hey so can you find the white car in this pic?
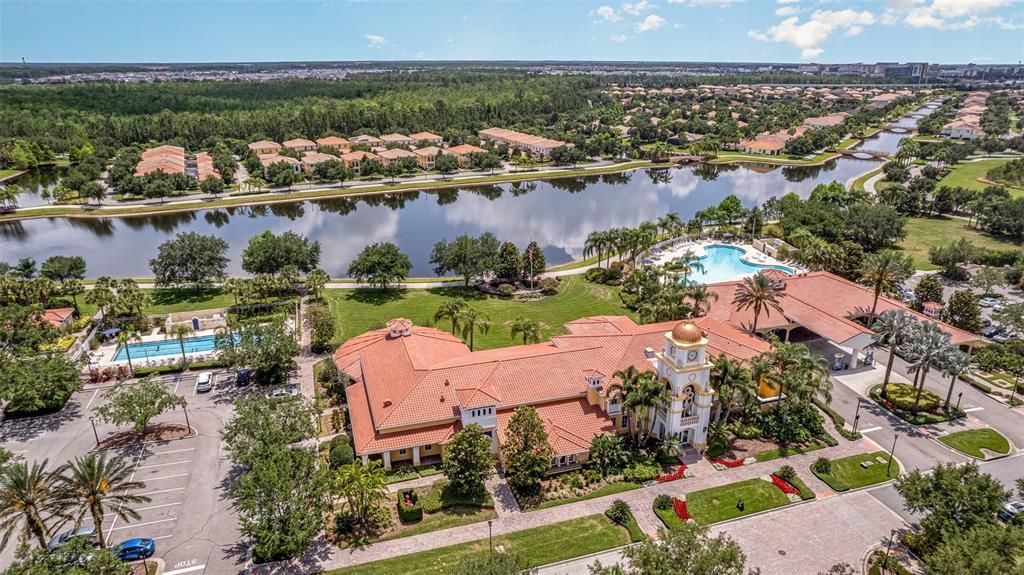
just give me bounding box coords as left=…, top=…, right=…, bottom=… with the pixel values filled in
left=979, top=297, right=999, bottom=308
left=266, top=387, right=299, bottom=399
left=195, top=371, right=214, bottom=393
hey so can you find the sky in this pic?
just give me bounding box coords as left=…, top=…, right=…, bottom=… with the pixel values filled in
left=1, top=0, right=1023, bottom=64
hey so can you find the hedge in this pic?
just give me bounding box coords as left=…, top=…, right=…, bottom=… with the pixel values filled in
left=397, top=489, right=423, bottom=523
left=813, top=399, right=862, bottom=441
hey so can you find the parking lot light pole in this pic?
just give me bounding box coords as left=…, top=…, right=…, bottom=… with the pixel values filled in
left=854, top=398, right=862, bottom=422
left=488, top=520, right=493, bottom=554
left=887, top=433, right=899, bottom=476
left=89, top=416, right=100, bottom=447
left=882, top=528, right=897, bottom=574
left=955, top=392, right=963, bottom=412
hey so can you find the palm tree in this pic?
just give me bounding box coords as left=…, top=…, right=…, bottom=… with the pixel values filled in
left=167, top=324, right=194, bottom=366
left=858, top=251, right=913, bottom=325
left=433, top=298, right=467, bottom=335
left=940, top=349, right=973, bottom=413
left=903, top=321, right=953, bottom=414
left=873, top=309, right=918, bottom=397
left=57, top=452, right=150, bottom=548
left=304, top=268, right=330, bottom=301
left=647, top=141, right=669, bottom=162
left=509, top=317, right=541, bottom=345
left=659, top=436, right=682, bottom=460
left=732, top=272, right=785, bottom=335
left=676, top=250, right=705, bottom=284
left=335, top=460, right=388, bottom=528
left=629, top=371, right=670, bottom=447
left=116, top=329, right=143, bottom=373
left=459, top=307, right=490, bottom=351
left=609, top=366, right=642, bottom=442
left=0, top=460, right=62, bottom=550
left=710, top=354, right=751, bottom=423
left=658, top=212, right=684, bottom=239
left=0, top=185, right=20, bottom=211
left=685, top=283, right=719, bottom=316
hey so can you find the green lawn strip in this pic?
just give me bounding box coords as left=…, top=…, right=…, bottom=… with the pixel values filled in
left=938, top=159, right=1024, bottom=195
left=937, top=428, right=1011, bottom=459
left=812, top=451, right=898, bottom=492
left=787, top=474, right=817, bottom=501
left=324, top=276, right=634, bottom=350
left=324, top=514, right=630, bottom=575
left=623, top=515, right=646, bottom=542
left=897, top=216, right=1022, bottom=270
left=385, top=467, right=421, bottom=484
left=375, top=507, right=499, bottom=543
left=0, top=168, right=23, bottom=180
left=537, top=481, right=641, bottom=509
left=752, top=441, right=828, bottom=463
left=686, top=478, right=792, bottom=525
left=548, top=254, right=602, bottom=272
left=654, top=506, right=687, bottom=531
left=709, top=152, right=840, bottom=166
left=850, top=166, right=883, bottom=194
left=1, top=162, right=656, bottom=222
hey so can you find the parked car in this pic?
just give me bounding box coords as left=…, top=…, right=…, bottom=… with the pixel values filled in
left=114, top=538, right=156, bottom=561
left=47, top=526, right=97, bottom=550
left=235, top=368, right=253, bottom=387
left=979, top=297, right=999, bottom=308
left=982, top=325, right=1004, bottom=338
left=195, top=371, right=214, bottom=393
left=999, top=500, right=1024, bottom=523
left=993, top=332, right=1015, bottom=344
left=266, top=387, right=299, bottom=399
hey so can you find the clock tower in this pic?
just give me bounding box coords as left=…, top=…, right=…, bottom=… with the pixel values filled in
left=652, top=321, right=714, bottom=451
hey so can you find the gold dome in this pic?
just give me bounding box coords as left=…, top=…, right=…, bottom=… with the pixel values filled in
left=671, top=321, right=704, bottom=344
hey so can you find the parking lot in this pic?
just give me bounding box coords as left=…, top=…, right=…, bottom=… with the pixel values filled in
left=0, top=369, right=295, bottom=574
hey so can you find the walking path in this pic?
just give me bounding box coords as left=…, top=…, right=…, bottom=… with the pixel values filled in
left=265, top=435, right=875, bottom=574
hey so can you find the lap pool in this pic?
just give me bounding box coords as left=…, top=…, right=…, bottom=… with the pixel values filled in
left=683, top=245, right=793, bottom=284
left=114, top=334, right=223, bottom=362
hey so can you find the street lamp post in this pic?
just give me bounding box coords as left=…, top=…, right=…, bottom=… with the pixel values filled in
left=183, top=403, right=192, bottom=434
left=488, top=519, right=493, bottom=554
left=887, top=433, right=899, bottom=476
left=854, top=398, right=862, bottom=422
left=955, top=391, right=963, bottom=412
left=853, top=414, right=861, bottom=433
left=89, top=416, right=100, bottom=447
left=882, top=528, right=897, bottom=574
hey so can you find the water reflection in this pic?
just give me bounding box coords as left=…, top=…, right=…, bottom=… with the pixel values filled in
left=8, top=167, right=67, bottom=208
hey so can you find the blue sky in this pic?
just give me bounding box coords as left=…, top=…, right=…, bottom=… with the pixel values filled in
left=2, top=0, right=1022, bottom=64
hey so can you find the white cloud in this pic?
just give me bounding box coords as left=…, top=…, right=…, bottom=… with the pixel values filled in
left=365, top=34, right=386, bottom=48
left=775, top=6, right=801, bottom=16
left=667, top=0, right=742, bottom=5
left=748, top=9, right=876, bottom=58
left=777, top=0, right=800, bottom=4
left=899, top=0, right=1013, bottom=29
left=610, top=34, right=629, bottom=43
left=635, top=13, right=667, bottom=31
left=595, top=5, right=622, bottom=22
left=622, top=0, right=655, bottom=16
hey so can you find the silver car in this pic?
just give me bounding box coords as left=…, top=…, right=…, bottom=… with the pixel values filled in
left=48, top=526, right=97, bottom=549
left=195, top=371, right=214, bottom=393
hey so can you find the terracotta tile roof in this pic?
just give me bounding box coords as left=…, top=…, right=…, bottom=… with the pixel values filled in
left=282, top=138, right=316, bottom=149
left=380, top=133, right=412, bottom=143
left=340, top=150, right=380, bottom=162
left=351, top=134, right=384, bottom=144
left=316, top=136, right=350, bottom=147
left=413, top=146, right=441, bottom=157
left=377, top=148, right=418, bottom=160
left=409, top=131, right=443, bottom=141
left=301, top=151, right=337, bottom=165
left=141, top=145, right=185, bottom=159
left=497, top=398, right=616, bottom=456
left=248, top=140, right=281, bottom=152
left=259, top=154, right=301, bottom=167
left=42, top=307, right=75, bottom=326
left=347, top=381, right=459, bottom=455
left=445, top=144, right=486, bottom=156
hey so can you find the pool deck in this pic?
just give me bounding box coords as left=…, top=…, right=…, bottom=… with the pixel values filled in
left=648, top=239, right=802, bottom=281
left=88, top=328, right=222, bottom=369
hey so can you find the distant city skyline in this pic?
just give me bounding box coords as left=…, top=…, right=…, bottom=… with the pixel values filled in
left=1, top=0, right=1023, bottom=65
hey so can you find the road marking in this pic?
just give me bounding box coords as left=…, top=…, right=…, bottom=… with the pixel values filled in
left=165, top=563, right=205, bottom=575
left=152, top=447, right=196, bottom=456
left=137, top=460, right=192, bottom=470
left=143, top=473, right=190, bottom=482
left=152, top=534, right=175, bottom=541
left=172, top=376, right=181, bottom=395
left=109, top=517, right=177, bottom=531
left=859, top=426, right=883, bottom=433
left=105, top=502, right=182, bottom=517
left=84, top=389, right=100, bottom=411
left=106, top=447, right=148, bottom=540
left=964, top=407, right=985, bottom=413
left=136, top=487, right=187, bottom=497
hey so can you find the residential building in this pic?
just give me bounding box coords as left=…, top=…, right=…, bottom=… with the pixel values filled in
left=380, top=133, right=415, bottom=147
left=43, top=307, right=75, bottom=329
left=340, top=150, right=381, bottom=171
left=259, top=154, right=301, bottom=172
left=282, top=138, right=317, bottom=153
left=134, top=145, right=219, bottom=180
left=301, top=151, right=338, bottom=172
left=478, top=127, right=571, bottom=158
left=350, top=134, right=384, bottom=147
left=409, top=131, right=444, bottom=146
left=412, top=146, right=440, bottom=170
left=335, top=315, right=771, bottom=470
left=193, top=152, right=219, bottom=182
left=248, top=140, right=281, bottom=156
left=316, top=136, right=352, bottom=152
left=941, top=119, right=986, bottom=140
left=445, top=143, right=487, bottom=167
left=376, top=147, right=418, bottom=166
left=802, top=112, right=848, bottom=129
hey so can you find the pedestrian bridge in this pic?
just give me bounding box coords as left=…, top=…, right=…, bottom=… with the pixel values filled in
left=836, top=149, right=889, bottom=160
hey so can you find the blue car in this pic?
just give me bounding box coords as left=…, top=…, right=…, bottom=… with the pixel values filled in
left=115, top=538, right=156, bottom=561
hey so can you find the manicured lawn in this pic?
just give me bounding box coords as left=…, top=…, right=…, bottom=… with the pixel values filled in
left=938, top=159, right=1024, bottom=195
left=324, top=514, right=630, bottom=575
left=938, top=428, right=1011, bottom=459
left=537, top=481, right=641, bottom=509
left=753, top=440, right=828, bottom=463
left=0, top=168, right=22, bottom=180
left=850, top=166, right=883, bottom=194
left=376, top=506, right=498, bottom=543
left=897, top=217, right=1022, bottom=270
left=685, top=478, right=792, bottom=525
left=812, top=451, right=898, bottom=492
left=324, top=276, right=635, bottom=349
left=654, top=505, right=687, bottom=531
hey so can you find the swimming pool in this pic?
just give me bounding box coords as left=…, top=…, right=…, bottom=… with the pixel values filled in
left=113, top=334, right=223, bottom=362
left=682, top=245, right=793, bottom=284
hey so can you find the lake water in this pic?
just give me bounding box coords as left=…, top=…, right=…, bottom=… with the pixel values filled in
left=0, top=158, right=879, bottom=278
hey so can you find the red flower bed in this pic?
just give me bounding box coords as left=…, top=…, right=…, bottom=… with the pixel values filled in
left=672, top=497, right=690, bottom=520
left=706, top=455, right=745, bottom=468
left=770, top=474, right=800, bottom=496
left=656, top=464, right=687, bottom=483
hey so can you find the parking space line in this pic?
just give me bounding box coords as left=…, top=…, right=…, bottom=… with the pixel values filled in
left=152, top=534, right=175, bottom=541
left=151, top=447, right=196, bottom=456
left=164, top=565, right=206, bottom=575
left=84, top=389, right=100, bottom=411
left=110, top=517, right=177, bottom=531
left=144, top=473, right=190, bottom=482
left=105, top=447, right=148, bottom=540
left=136, top=487, right=187, bottom=497
left=104, top=502, right=182, bottom=517
left=137, top=460, right=192, bottom=470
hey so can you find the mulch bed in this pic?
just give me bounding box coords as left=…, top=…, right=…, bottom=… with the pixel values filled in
left=98, top=423, right=191, bottom=449
left=727, top=437, right=781, bottom=459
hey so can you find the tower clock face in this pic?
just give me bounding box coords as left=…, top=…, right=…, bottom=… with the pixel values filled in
left=686, top=350, right=698, bottom=362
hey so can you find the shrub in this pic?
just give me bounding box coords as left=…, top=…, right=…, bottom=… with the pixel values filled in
left=602, top=267, right=623, bottom=285
left=585, top=268, right=607, bottom=283
left=884, top=383, right=940, bottom=412
left=622, top=460, right=660, bottom=483
left=397, top=489, right=423, bottom=523
left=759, top=403, right=825, bottom=445
left=653, top=494, right=673, bottom=510
left=729, top=421, right=762, bottom=439
left=968, top=379, right=992, bottom=394
left=776, top=465, right=797, bottom=482
left=605, top=500, right=633, bottom=525
left=539, top=277, right=559, bottom=295
left=584, top=469, right=601, bottom=484
left=812, top=457, right=832, bottom=474
left=564, top=472, right=584, bottom=489
left=329, top=436, right=354, bottom=469
left=497, top=283, right=516, bottom=296
left=330, top=408, right=344, bottom=432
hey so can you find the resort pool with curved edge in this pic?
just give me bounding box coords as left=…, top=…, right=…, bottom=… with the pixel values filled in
left=113, top=334, right=231, bottom=362
left=683, top=245, right=794, bottom=284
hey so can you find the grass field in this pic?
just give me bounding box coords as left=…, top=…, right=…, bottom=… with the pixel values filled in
left=0, top=168, right=22, bottom=180
left=938, top=428, right=1011, bottom=459
left=324, top=514, right=630, bottom=575
left=323, top=276, right=634, bottom=349
left=537, top=481, right=641, bottom=509
left=850, top=166, right=883, bottom=194
left=685, top=478, right=792, bottom=525
left=812, top=451, right=898, bottom=492
left=938, top=159, right=1024, bottom=195
left=897, top=216, right=1022, bottom=270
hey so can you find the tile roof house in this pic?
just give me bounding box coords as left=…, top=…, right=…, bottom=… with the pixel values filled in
left=340, top=150, right=381, bottom=171
left=412, top=146, right=441, bottom=169
left=478, top=127, right=571, bottom=159
left=350, top=134, right=385, bottom=146
left=376, top=147, right=418, bottom=165
left=409, top=132, right=444, bottom=145
left=444, top=143, right=487, bottom=167
left=248, top=140, right=281, bottom=156
left=336, top=315, right=771, bottom=470
left=380, top=133, right=415, bottom=147
left=316, top=136, right=352, bottom=152
left=43, top=307, right=75, bottom=328
left=282, top=138, right=317, bottom=153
